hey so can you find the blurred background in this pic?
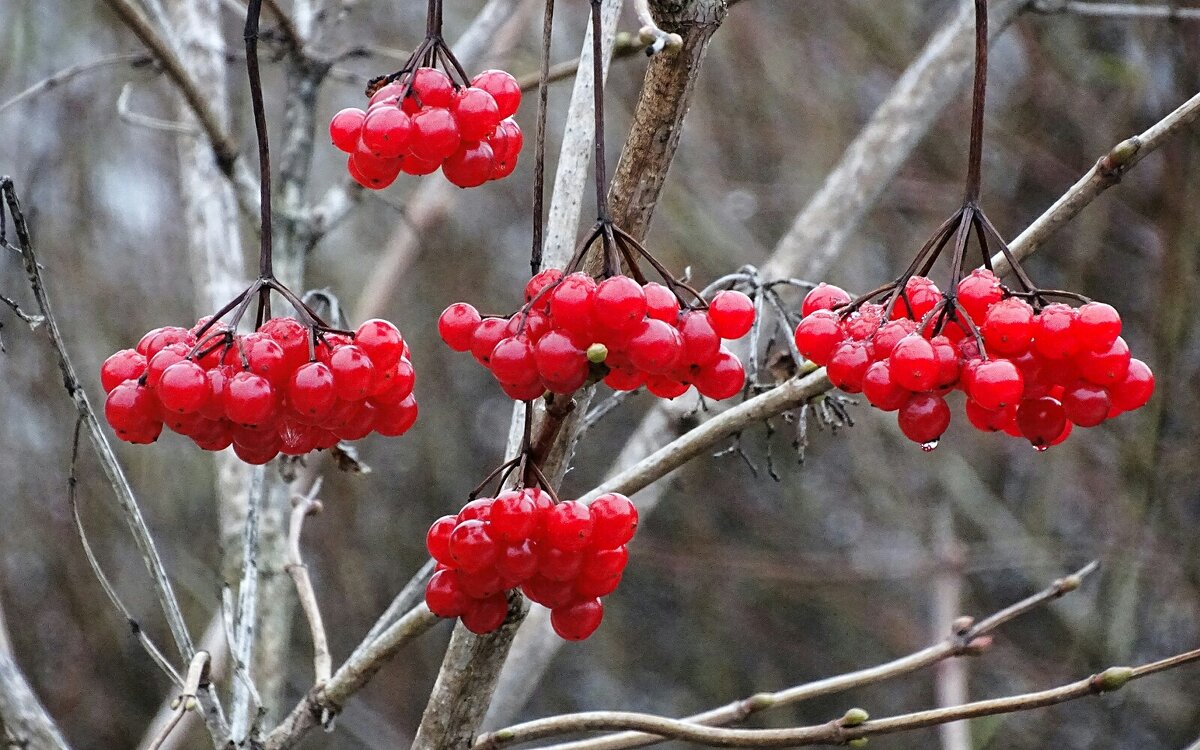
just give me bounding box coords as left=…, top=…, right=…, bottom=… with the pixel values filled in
left=1, top=0, right=1199, bottom=748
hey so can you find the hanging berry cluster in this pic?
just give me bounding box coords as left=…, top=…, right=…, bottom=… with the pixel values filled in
left=328, top=0, right=522, bottom=190
left=795, top=271, right=1153, bottom=449
left=425, top=482, right=637, bottom=641
left=437, top=224, right=755, bottom=402
left=101, top=312, right=418, bottom=464
left=791, top=0, right=1153, bottom=451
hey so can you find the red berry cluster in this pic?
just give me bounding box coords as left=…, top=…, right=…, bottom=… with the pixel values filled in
left=330, top=68, right=522, bottom=190
left=101, top=318, right=418, bottom=464
left=437, top=270, right=755, bottom=401
left=794, top=272, right=1155, bottom=449
left=425, top=491, right=637, bottom=640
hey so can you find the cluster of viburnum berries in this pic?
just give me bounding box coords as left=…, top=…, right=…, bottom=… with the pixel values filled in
left=794, top=270, right=1155, bottom=448
left=425, top=490, right=637, bottom=640
left=330, top=68, right=522, bottom=190
left=437, top=270, right=756, bottom=401
left=101, top=318, right=418, bottom=464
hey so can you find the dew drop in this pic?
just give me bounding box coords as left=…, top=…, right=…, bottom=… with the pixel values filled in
left=1033, top=444, right=1048, bottom=453
left=921, top=439, right=939, bottom=452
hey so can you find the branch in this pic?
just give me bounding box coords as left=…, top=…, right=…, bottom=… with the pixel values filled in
left=284, top=480, right=332, bottom=685
left=145, top=652, right=212, bottom=750
left=100, top=0, right=260, bottom=217
left=0, top=577, right=71, bottom=750
left=1031, top=0, right=1200, bottom=19
left=477, top=647, right=1200, bottom=749
left=229, top=466, right=266, bottom=742
left=0, top=53, right=153, bottom=116
left=494, top=562, right=1099, bottom=750
left=997, top=86, right=1200, bottom=274
left=262, top=603, right=439, bottom=750
left=0, top=177, right=231, bottom=743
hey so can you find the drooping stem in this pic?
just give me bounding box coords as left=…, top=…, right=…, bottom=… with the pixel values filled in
left=531, top=0, right=556, bottom=275
left=590, top=0, right=610, bottom=222
left=964, top=0, right=988, bottom=203
left=245, top=0, right=274, bottom=280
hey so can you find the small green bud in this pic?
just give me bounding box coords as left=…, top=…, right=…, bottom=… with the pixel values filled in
left=841, top=708, right=870, bottom=727
left=744, top=693, right=775, bottom=711
left=848, top=739, right=869, bottom=747
left=587, top=343, right=609, bottom=364
left=1096, top=666, right=1133, bottom=692
left=1107, top=137, right=1140, bottom=167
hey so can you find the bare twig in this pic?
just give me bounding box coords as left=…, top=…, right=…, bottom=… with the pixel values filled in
left=525, top=562, right=1099, bottom=750
left=229, top=466, right=266, bottom=742
left=145, top=652, right=212, bottom=750
left=0, top=577, right=71, bottom=750
left=477, top=647, right=1200, bottom=749
left=1031, top=0, right=1200, bottom=19
left=632, top=0, right=683, bottom=54
left=0, top=53, right=153, bottom=116
left=117, top=81, right=198, bottom=134
left=284, top=480, right=332, bottom=685
left=0, top=177, right=231, bottom=742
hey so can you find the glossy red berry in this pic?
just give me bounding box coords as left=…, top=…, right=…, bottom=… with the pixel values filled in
left=1016, top=396, right=1067, bottom=449
left=888, top=336, right=938, bottom=392
left=897, top=392, right=951, bottom=446
left=826, top=340, right=873, bottom=393
left=471, top=69, right=521, bottom=119
left=361, top=106, right=412, bottom=158
left=893, top=276, right=941, bottom=321
left=588, top=493, right=637, bottom=548
left=546, top=501, right=593, bottom=551
left=549, top=273, right=597, bottom=334
left=862, top=361, right=909, bottom=412
left=706, top=290, right=755, bottom=339
left=425, top=569, right=469, bottom=618
left=550, top=598, right=603, bottom=641
left=329, top=345, right=375, bottom=401
left=594, top=276, right=647, bottom=335
left=101, top=349, right=147, bottom=393
left=461, top=594, right=509, bottom=634
left=956, top=269, right=1003, bottom=324
left=374, top=394, right=418, bottom=436
left=982, top=298, right=1035, bottom=356
left=490, top=337, right=539, bottom=386
left=794, top=310, right=842, bottom=365
left=451, top=87, right=501, bottom=142
left=1110, top=358, right=1154, bottom=411
left=1032, top=304, right=1080, bottom=359
left=356, top=319, right=405, bottom=370
left=329, top=108, right=366, bottom=153
left=534, top=330, right=588, bottom=386
left=801, top=283, right=851, bottom=316
left=288, top=362, right=337, bottom=417
left=491, top=491, right=537, bottom=542
left=968, top=359, right=1024, bottom=411
left=627, top=319, right=683, bottom=375
left=1075, top=302, right=1122, bottom=351
left=408, top=67, right=454, bottom=109
left=449, top=519, right=499, bottom=573
left=105, top=380, right=162, bottom=443
left=677, top=310, right=720, bottom=367
left=693, top=348, right=745, bottom=400
left=442, top=141, right=495, bottom=188
left=1077, top=336, right=1130, bottom=386
left=158, top=360, right=209, bottom=414
left=408, top=108, right=461, bottom=162
left=1062, top=382, right=1110, bottom=428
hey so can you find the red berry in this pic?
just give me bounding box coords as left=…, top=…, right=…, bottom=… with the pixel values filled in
left=897, top=392, right=951, bottom=446
left=965, top=399, right=1015, bottom=432
left=1062, top=382, right=1110, bottom=428
left=361, top=106, right=412, bottom=158
left=425, top=569, right=469, bottom=618
left=105, top=380, right=162, bottom=443
left=1076, top=336, right=1130, bottom=386
left=407, top=68, right=455, bottom=109
left=677, top=310, right=721, bottom=367
left=1110, top=358, right=1154, bottom=411
left=581, top=546, right=628, bottom=579
left=841, top=304, right=885, bottom=341
left=549, top=273, right=597, bottom=334
left=408, top=107, right=461, bottom=163
left=588, top=493, right=637, bottom=548
left=399, top=152, right=442, bottom=176
left=146, top=344, right=189, bottom=389
left=862, top=361, right=909, bottom=411
left=794, top=310, right=843, bottom=365
left=355, top=319, right=405, bottom=370
left=1032, top=304, right=1080, bottom=359
left=645, top=374, right=689, bottom=399
left=243, top=333, right=288, bottom=386
left=101, top=349, right=147, bottom=393
left=826, top=340, right=873, bottom=393
left=369, top=359, right=416, bottom=404
left=525, top=269, right=564, bottom=306
left=641, top=283, right=679, bottom=322
left=461, top=593, right=509, bottom=634
left=545, top=501, right=593, bottom=551
left=495, top=540, right=539, bottom=584
left=693, top=349, right=745, bottom=400
left=968, top=359, right=1024, bottom=410
left=871, top=319, right=918, bottom=360
left=491, top=490, right=537, bottom=542
left=538, top=545, right=584, bottom=581
left=801, top=283, right=851, bottom=316
left=442, top=141, right=495, bottom=188
left=471, top=69, right=521, bottom=119
left=982, top=298, right=1034, bottom=356
left=427, top=515, right=458, bottom=566
left=137, top=326, right=195, bottom=358
left=594, top=276, right=647, bottom=335
left=1016, top=396, right=1067, bottom=448
left=368, top=81, right=406, bottom=107
left=521, top=575, right=575, bottom=609
left=348, top=152, right=401, bottom=190
left=448, top=519, right=498, bottom=573
left=329, top=345, right=375, bottom=401
left=458, top=566, right=505, bottom=599
left=451, top=87, right=501, bottom=142
left=551, top=598, right=604, bottom=641
left=374, top=394, right=418, bottom=436
left=289, top=362, right=337, bottom=417
left=956, top=269, right=1002, bottom=324
left=706, top=290, right=755, bottom=339
left=888, top=336, right=939, bottom=392
left=157, top=360, right=209, bottom=414
left=628, top=319, right=683, bottom=375
left=892, top=276, right=940, bottom=321
left=201, top=367, right=231, bottom=421
left=225, top=372, right=276, bottom=426
left=1075, top=302, right=1122, bottom=351
left=329, top=108, right=366, bottom=153
left=486, top=118, right=523, bottom=180
left=490, top=337, right=539, bottom=386
left=260, top=317, right=309, bottom=372
left=930, top=335, right=960, bottom=388
left=534, top=330, right=588, bottom=386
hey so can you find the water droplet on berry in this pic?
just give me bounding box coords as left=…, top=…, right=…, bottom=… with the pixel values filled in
left=921, top=440, right=939, bottom=452
left=1033, top=444, right=1048, bottom=453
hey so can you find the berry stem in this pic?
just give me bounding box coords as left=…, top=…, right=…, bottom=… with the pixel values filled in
left=244, top=0, right=273, bottom=282
left=964, top=0, right=988, bottom=204
left=590, top=0, right=611, bottom=223
left=530, top=0, right=556, bottom=276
